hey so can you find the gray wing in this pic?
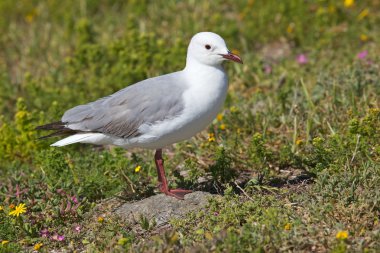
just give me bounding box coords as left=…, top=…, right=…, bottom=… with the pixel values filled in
left=62, top=72, right=187, bottom=138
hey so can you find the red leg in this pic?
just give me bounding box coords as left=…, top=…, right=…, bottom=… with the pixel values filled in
left=154, top=149, right=192, bottom=200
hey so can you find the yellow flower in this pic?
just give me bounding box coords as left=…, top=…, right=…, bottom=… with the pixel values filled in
left=25, top=8, right=38, bottom=23
left=25, top=14, right=34, bottom=23
left=97, top=217, right=104, bottom=223
left=1, top=240, right=9, bottom=245
left=357, top=8, right=369, bottom=20
left=134, top=165, right=141, bottom=173
left=216, top=113, right=223, bottom=121
left=336, top=230, right=349, bottom=240
left=33, top=243, right=43, bottom=251
left=208, top=133, right=216, bottom=142
left=286, top=23, right=295, bottom=34
left=0, top=206, right=3, bottom=211
left=231, top=49, right=240, bottom=56
left=296, top=139, right=303, bottom=146
left=8, top=203, right=27, bottom=217
left=284, top=223, right=292, bottom=230
left=220, top=124, right=226, bottom=130
left=344, top=0, right=354, bottom=8
left=360, top=34, right=368, bottom=42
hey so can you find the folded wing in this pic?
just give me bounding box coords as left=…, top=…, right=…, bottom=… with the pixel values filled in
left=38, top=72, right=187, bottom=139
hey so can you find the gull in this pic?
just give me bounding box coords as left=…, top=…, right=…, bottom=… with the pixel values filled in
left=36, top=32, right=243, bottom=199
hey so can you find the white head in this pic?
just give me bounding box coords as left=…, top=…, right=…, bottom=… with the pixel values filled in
left=186, top=32, right=243, bottom=67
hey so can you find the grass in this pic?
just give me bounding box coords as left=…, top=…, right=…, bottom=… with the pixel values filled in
left=0, top=0, right=379, bottom=252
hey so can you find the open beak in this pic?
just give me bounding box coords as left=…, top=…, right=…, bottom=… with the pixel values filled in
left=220, top=51, right=243, bottom=64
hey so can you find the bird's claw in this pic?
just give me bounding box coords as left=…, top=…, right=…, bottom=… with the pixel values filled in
left=161, top=188, right=192, bottom=200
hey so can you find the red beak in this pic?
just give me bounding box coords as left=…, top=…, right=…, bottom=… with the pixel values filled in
left=220, top=51, right=243, bottom=64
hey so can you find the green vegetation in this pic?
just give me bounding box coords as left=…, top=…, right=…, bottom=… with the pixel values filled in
left=0, top=0, right=379, bottom=252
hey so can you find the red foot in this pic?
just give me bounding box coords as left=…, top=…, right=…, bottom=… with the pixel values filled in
left=161, top=188, right=192, bottom=200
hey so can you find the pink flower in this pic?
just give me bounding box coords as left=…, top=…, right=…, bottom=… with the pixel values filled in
left=357, top=50, right=368, bottom=59
left=52, top=234, right=65, bottom=241
left=56, top=189, right=64, bottom=194
left=71, top=196, right=78, bottom=204
left=296, top=54, right=308, bottom=65
left=264, top=64, right=272, bottom=74
left=40, top=228, right=49, bottom=237
left=74, top=225, right=81, bottom=233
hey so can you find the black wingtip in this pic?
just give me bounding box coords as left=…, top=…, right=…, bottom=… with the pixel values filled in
left=36, top=121, right=72, bottom=139
left=35, top=121, right=65, bottom=131
left=36, top=121, right=81, bottom=140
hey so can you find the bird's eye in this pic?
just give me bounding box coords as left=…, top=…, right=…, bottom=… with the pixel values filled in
left=205, top=44, right=211, bottom=50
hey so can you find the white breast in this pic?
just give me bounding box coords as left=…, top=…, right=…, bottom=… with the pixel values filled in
left=127, top=66, right=228, bottom=149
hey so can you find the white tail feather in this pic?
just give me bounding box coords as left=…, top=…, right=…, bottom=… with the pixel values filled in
left=51, top=133, right=98, bottom=147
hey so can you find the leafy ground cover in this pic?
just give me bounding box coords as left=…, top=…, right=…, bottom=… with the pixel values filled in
left=0, top=0, right=379, bottom=252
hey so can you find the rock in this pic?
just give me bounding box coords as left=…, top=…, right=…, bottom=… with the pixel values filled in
left=115, top=191, right=213, bottom=227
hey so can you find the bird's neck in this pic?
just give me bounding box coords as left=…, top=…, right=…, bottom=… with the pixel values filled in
left=182, top=59, right=228, bottom=96
left=183, top=59, right=225, bottom=78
